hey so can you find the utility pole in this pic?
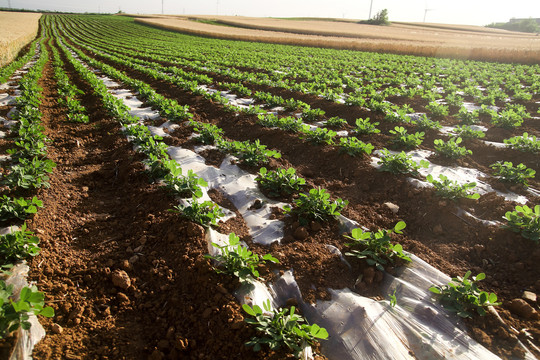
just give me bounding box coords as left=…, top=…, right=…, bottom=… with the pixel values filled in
left=423, top=8, right=433, bottom=22
left=7, top=0, right=12, bottom=8
left=162, top=0, right=164, bottom=14
left=368, top=0, right=373, bottom=19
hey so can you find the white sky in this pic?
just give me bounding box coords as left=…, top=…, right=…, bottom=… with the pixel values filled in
left=3, top=0, right=539, bottom=26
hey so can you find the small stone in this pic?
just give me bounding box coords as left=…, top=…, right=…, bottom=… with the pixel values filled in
left=216, top=284, right=228, bottom=295
left=293, top=226, right=309, bottom=240
left=157, top=340, right=169, bottom=350
left=310, top=221, right=322, bottom=232
left=471, top=327, right=491, bottom=347
left=285, top=298, right=298, bottom=307
left=133, top=245, right=144, bottom=253
left=202, top=308, right=212, bottom=318
left=383, top=202, right=399, bottom=214
left=82, top=186, right=89, bottom=192
left=186, top=223, right=204, bottom=238
left=148, top=350, right=163, bottom=360
left=433, top=224, right=443, bottom=235
left=438, top=200, right=447, bottom=207
left=139, top=236, right=147, bottom=245
left=111, top=270, right=131, bottom=290
left=129, top=255, right=139, bottom=264
left=522, top=291, right=537, bottom=304
left=363, top=267, right=375, bottom=285
left=473, top=244, right=485, bottom=255
left=121, top=260, right=131, bottom=270
left=51, top=323, right=63, bottom=334
left=251, top=199, right=263, bottom=210
left=231, top=321, right=243, bottom=330
left=507, top=298, right=539, bottom=319
left=117, top=292, right=130, bottom=304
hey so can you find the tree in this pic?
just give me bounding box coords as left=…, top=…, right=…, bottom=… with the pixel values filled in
left=360, top=9, right=390, bottom=26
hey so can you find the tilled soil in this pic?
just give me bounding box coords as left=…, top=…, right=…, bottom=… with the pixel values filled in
left=0, top=34, right=538, bottom=360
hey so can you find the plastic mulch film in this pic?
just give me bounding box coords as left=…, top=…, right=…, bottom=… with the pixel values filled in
left=3, top=263, right=46, bottom=360
left=237, top=254, right=539, bottom=360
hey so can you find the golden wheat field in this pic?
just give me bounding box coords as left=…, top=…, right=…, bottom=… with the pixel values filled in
left=0, top=11, right=41, bottom=67
left=134, top=15, right=540, bottom=63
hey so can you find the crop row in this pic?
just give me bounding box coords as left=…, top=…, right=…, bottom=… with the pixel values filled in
left=57, top=16, right=540, bottom=120
left=53, top=19, right=540, bottom=212
left=0, top=24, right=55, bottom=342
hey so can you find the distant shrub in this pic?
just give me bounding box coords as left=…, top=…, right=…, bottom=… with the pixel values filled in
left=361, top=9, right=390, bottom=26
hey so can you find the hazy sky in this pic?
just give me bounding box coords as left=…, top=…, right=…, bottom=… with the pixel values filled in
left=3, top=0, right=539, bottom=26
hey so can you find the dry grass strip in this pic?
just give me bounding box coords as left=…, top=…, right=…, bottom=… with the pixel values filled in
left=0, top=11, right=41, bottom=68
left=134, top=15, right=540, bottom=64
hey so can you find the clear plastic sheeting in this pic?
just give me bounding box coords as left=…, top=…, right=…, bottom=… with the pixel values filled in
left=258, top=257, right=503, bottom=360
left=3, top=264, right=46, bottom=360
left=371, top=149, right=530, bottom=204
left=168, top=146, right=286, bottom=245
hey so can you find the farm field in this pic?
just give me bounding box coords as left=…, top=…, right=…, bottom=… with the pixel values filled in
left=0, top=13, right=539, bottom=360
left=133, top=14, right=540, bottom=63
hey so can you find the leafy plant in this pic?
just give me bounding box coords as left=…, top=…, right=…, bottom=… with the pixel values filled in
left=490, top=161, right=535, bottom=187
left=345, top=221, right=411, bottom=271
left=414, top=114, right=441, bottom=131
left=257, top=114, right=306, bottom=133
left=338, top=137, right=374, bottom=156
left=429, top=271, right=501, bottom=318
left=389, top=126, right=424, bottom=149
left=389, top=289, right=397, bottom=308
left=227, top=140, right=282, bottom=166
left=301, top=107, right=325, bottom=122
left=325, top=116, right=347, bottom=129
left=426, top=174, right=480, bottom=200
left=300, top=127, right=336, bottom=145
left=354, top=117, right=380, bottom=135
left=2, top=157, right=56, bottom=190
left=426, top=101, right=449, bottom=117
left=170, top=198, right=224, bottom=227
left=255, top=167, right=305, bottom=197
left=192, top=121, right=224, bottom=145
left=206, top=233, right=279, bottom=283
left=243, top=299, right=328, bottom=358
left=451, top=125, right=485, bottom=139
left=504, top=132, right=540, bottom=153
left=0, top=196, right=43, bottom=222
left=502, top=204, right=540, bottom=243
left=242, top=105, right=266, bottom=115
left=457, top=108, right=480, bottom=125
left=0, top=224, right=40, bottom=265
left=284, top=188, right=347, bottom=224
left=161, top=162, right=207, bottom=198
left=491, top=109, right=523, bottom=129
left=0, top=281, right=54, bottom=339
left=445, top=93, right=464, bottom=108
left=433, top=137, right=472, bottom=159
left=377, top=149, right=429, bottom=176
